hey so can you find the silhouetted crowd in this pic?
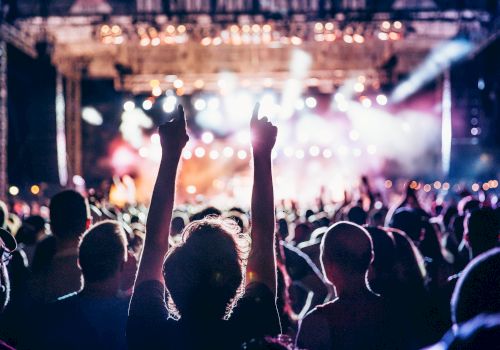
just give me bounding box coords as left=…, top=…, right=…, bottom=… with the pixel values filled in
left=0, top=105, right=499, bottom=349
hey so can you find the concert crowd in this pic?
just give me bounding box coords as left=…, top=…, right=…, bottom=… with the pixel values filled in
left=0, top=105, right=499, bottom=350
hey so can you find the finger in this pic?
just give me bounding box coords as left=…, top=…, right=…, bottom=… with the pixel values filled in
left=177, top=104, right=186, bottom=124
left=260, top=116, right=269, bottom=123
left=251, top=102, right=260, bottom=123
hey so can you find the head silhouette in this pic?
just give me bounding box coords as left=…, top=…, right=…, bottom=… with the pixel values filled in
left=163, top=216, right=249, bottom=320
left=451, top=248, right=500, bottom=325
left=79, top=220, right=128, bottom=284
left=49, top=190, right=90, bottom=240
left=320, top=221, right=374, bottom=285
left=464, top=208, right=499, bottom=257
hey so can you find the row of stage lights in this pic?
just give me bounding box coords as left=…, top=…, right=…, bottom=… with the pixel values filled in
left=99, top=20, right=405, bottom=46
left=383, top=179, right=499, bottom=193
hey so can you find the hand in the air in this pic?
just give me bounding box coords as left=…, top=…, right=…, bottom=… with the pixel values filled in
left=250, top=103, right=278, bottom=154
left=158, top=105, right=189, bottom=154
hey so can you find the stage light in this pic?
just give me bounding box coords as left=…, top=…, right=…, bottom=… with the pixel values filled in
left=378, top=32, right=389, bottom=41
left=142, top=99, right=153, bottom=111
left=325, top=22, right=334, bottom=31
left=207, top=97, right=220, bottom=110
left=31, top=185, right=40, bottom=195
left=367, top=145, right=377, bottom=154
left=173, top=79, right=184, bottom=89
left=201, top=131, right=214, bottom=144
left=123, top=101, right=135, bottom=112
left=295, top=149, right=305, bottom=159
left=343, top=34, right=353, bottom=44
left=209, top=150, right=220, bottom=160
left=354, top=82, right=365, bottom=93
left=376, top=94, right=388, bottom=106
left=434, top=181, right=442, bottom=189
left=152, top=86, right=162, bottom=96
left=163, top=96, right=177, bottom=113
left=482, top=183, right=490, bottom=191
left=470, top=127, right=480, bottom=136
left=8, top=186, right=19, bottom=196
left=194, top=79, right=205, bottom=89
left=237, top=150, right=247, bottom=160
left=353, top=34, right=364, bottom=44
left=186, top=185, right=197, bottom=194
left=322, top=149, right=333, bottom=158
left=393, top=21, right=402, bottom=29
left=72, top=175, right=85, bottom=186
left=82, top=107, right=103, bottom=126
left=337, top=145, right=348, bottom=156
left=194, top=147, right=206, bottom=158
left=353, top=148, right=362, bottom=157
left=193, top=98, right=206, bottom=111
left=201, top=37, right=211, bottom=46
left=337, top=100, right=349, bottom=112
left=360, top=96, right=372, bottom=108
left=284, top=147, right=294, bottom=158
left=151, top=37, right=161, bottom=46
left=424, top=184, right=432, bottom=192
left=309, top=146, right=320, bottom=157
left=314, top=22, right=324, bottom=33
left=384, top=180, right=393, bottom=189
left=223, top=146, right=234, bottom=158
left=212, top=37, right=222, bottom=46
left=305, top=97, right=317, bottom=108
left=177, top=25, right=186, bottom=33
left=150, top=133, right=160, bottom=145
left=382, top=21, right=391, bottom=30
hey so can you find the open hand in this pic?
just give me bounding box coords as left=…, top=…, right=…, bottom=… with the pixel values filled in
left=158, top=105, right=189, bottom=154
left=250, top=103, right=277, bottom=154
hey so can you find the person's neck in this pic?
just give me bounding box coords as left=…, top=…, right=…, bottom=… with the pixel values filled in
left=56, top=236, right=81, bottom=251
left=332, top=273, right=372, bottom=298
left=81, top=276, right=121, bottom=298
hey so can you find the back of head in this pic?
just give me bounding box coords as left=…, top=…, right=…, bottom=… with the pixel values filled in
left=466, top=208, right=500, bottom=255
left=163, top=216, right=249, bottom=320
left=444, top=313, right=500, bottom=350
left=451, top=248, right=500, bottom=325
left=50, top=190, right=89, bottom=239
left=389, top=208, right=423, bottom=242
left=320, top=221, right=373, bottom=278
left=79, top=220, right=127, bottom=283
left=365, top=226, right=396, bottom=293
left=347, top=206, right=367, bottom=226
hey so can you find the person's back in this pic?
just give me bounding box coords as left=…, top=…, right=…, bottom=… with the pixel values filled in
left=28, top=220, right=131, bottom=350
left=28, top=190, right=90, bottom=303
left=297, top=222, right=401, bottom=350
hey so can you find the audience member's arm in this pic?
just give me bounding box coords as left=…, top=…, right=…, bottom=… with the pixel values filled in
left=247, top=103, right=278, bottom=294
left=135, top=105, right=189, bottom=285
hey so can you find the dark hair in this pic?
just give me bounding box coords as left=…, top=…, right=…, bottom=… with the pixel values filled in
left=389, top=208, right=423, bottom=242
left=79, top=220, right=127, bottom=283
left=163, top=216, right=249, bottom=320
left=365, top=226, right=396, bottom=294
left=347, top=206, right=367, bottom=226
left=321, top=221, right=373, bottom=275
left=49, top=190, right=89, bottom=239
left=17, top=216, right=46, bottom=246
left=451, top=248, right=500, bottom=325
left=466, top=208, right=500, bottom=255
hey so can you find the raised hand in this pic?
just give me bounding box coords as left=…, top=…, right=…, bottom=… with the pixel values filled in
left=250, top=103, right=278, bottom=154
left=158, top=105, right=189, bottom=154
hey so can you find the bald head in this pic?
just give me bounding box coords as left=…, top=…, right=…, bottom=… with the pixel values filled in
left=321, top=221, right=374, bottom=276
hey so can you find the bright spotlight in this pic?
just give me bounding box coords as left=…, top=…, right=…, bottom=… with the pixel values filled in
left=142, top=99, right=153, bottom=110
left=163, top=95, right=177, bottom=113
left=237, top=150, right=248, bottom=160
left=223, top=147, right=234, bottom=158
left=361, top=97, right=372, bottom=108
left=31, top=185, right=40, bottom=195
left=194, top=98, right=207, bottom=111
left=376, top=94, right=388, bottom=106
left=72, top=175, right=85, bottom=186
left=209, top=150, right=220, bottom=160
left=194, top=147, right=206, bottom=158
left=8, top=186, right=19, bottom=196
left=151, top=133, right=160, bottom=144
left=123, top=101, right=135, bottom=112
left=201, top=131, right=214, bottom=144
left=309, top=145, right=320, bottom=157
left=349, top=130, right=360, bottom=141
left=82, top=107, right=103, bottom=126
left=305, top=97, right=317, bottom=108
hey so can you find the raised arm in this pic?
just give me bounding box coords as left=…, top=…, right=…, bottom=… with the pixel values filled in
left=247, top=103, right=278, bottom=294
left=135, top=105, right=189, bottom=285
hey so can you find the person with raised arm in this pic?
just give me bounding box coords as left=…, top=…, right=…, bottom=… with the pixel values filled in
left=127, top=104, right=280, bottom=350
